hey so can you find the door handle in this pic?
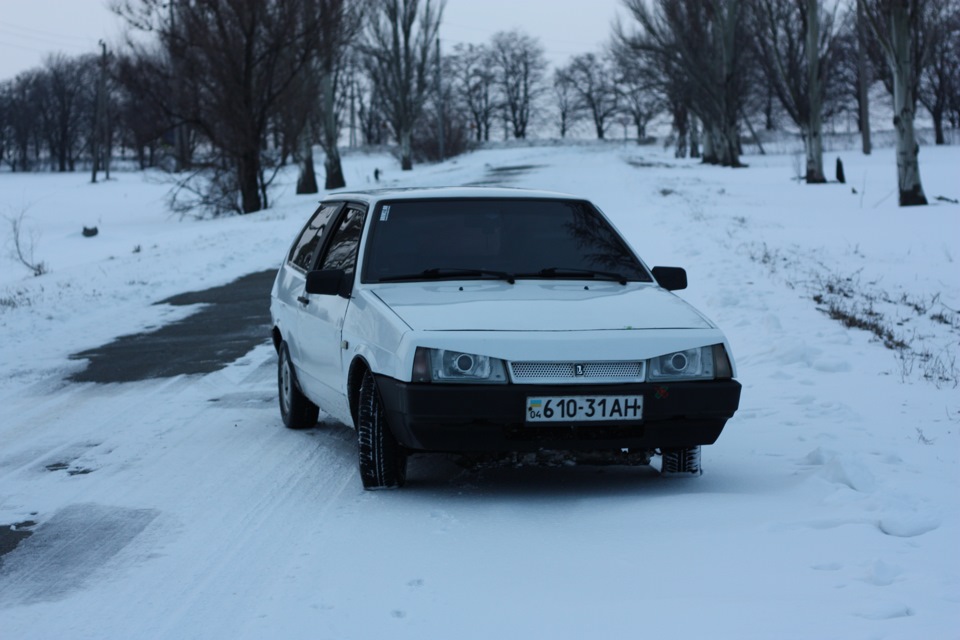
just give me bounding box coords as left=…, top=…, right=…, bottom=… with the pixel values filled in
left=297, top=296, right=310, bottom=306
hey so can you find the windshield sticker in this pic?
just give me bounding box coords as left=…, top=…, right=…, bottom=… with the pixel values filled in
left=380, top=205, right=391, bottom=222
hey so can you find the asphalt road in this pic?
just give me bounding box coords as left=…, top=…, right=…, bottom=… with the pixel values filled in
left=68, top=269, right=277, bottom=384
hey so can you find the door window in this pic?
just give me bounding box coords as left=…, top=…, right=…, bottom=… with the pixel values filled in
left=288, top=203, right=340, bottom=270
left=318, top=207, right=365, bottom=275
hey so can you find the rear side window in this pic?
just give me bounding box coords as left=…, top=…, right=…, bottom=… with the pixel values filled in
left=288, top=203, right=340, bottom=270
left=318, top=207, right=366, bottom=276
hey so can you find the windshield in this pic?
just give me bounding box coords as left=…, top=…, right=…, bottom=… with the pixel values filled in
left=362, top=198, right=652, bottom=284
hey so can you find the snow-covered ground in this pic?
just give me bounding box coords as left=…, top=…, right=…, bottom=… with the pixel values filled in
left=1, top=141, right=958, bottom=639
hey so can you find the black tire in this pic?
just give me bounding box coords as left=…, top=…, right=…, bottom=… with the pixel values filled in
left=357, top=370, right=407, bottom=489
left=278, top=342, right=319, bottom=429
left=661, top=446, right=702, bottom=476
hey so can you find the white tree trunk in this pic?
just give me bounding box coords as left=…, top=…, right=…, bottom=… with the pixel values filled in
left=889, top=4, right=927, bottom=205
left=857, top=0, right=872, bottom=155
left=805, top=0, right=826, bottom=183
left=321, top=72, right=345, bottom=190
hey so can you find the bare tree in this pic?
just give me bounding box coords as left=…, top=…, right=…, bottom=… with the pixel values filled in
left=918, top=0, right=960, bottom=144
left=355, top=71, right=388, bottom=145
left=363, top=0, right=443, bottom=171
left=619, top=0, right=750, bottom=167
left=858, top=0, right=929, bottom=205
left=450, top=43, right=498, bottom=142
left=611, top=47, right=663, bottom=143
left=116, top=0, right=322, bottom=213
left=749, top=0, right=844, bottom=183
left=857, top=0, right=874, bottom=154
left=552, top=67, right=581, bottom=138
left=7, top=210, right=47, bottom=277
left=114, top=66, right=170, bottom=170
left=490, top=29, right=547, bottom=140
left=561, top=53, right=620, bottom=139
left=413, top=51, right=469, bottom=162
left=36, top=54, right=96, bottom=172
left=613, top=25, right=692, bottom=156
left=835, top=6, right=875, bottom=154
left=3, top=72, right=43, bottom=171
left=309, top=0, right=366, bottom=191
left=0, top=85, right=8, bottom=168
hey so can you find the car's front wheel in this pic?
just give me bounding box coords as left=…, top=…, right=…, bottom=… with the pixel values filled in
left=661, top=446, right=702, bottom=476
left=278, top=342, right=319, bottom=429
left=357, top=370, right=407, bottom=489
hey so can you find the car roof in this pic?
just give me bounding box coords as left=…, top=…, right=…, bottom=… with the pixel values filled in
left=320, top=186, right=583, bottom=205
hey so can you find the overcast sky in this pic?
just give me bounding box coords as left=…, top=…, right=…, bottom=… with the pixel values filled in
left=0, top=0, right=627, bottom=82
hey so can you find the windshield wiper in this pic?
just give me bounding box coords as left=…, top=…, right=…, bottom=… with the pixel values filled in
left=518, top=267, right=628, bottom=285
left=379, top=267, right=516, bottom=284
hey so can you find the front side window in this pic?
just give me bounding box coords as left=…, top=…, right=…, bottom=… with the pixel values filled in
left=362, top=199, right=651, bottom=283
left=319, top=207, right=365, bottom=275
left=289, top=203, right=340, bottom=270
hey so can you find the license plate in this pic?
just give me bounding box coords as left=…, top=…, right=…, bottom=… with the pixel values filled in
left=525, top=395, right=643, bottom=423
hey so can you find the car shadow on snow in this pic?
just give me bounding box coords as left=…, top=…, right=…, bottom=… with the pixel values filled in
left=407, top=456, right=713, bottom=499
left=295, top=418, right=733, bottom=498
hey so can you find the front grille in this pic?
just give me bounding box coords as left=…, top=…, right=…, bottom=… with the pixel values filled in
left=509, top=361, right=646, bottom=384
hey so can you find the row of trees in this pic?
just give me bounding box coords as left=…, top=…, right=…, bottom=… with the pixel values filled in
left=615, top=0, right=960, bottom=205
left=1, top=0, right=958, bottom=212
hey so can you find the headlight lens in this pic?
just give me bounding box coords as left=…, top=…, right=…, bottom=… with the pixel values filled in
left=413, top=348, right=508, bottom=384
left=648, top=346, right=716, bottom=381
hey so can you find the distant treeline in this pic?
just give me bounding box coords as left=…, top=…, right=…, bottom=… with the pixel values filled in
left=0, top=0, right=957, bottom=211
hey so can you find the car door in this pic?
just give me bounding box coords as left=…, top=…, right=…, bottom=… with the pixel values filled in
left=276, top=202, right=342, bottom=368
left=295, top=204, right=367, bottom=420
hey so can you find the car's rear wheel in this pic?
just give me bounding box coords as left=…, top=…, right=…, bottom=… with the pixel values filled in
left=278, top=342, right=319, bottom=429
left=661, top=446, right=702, bottom=476
left=357, top=370, right=407, bottom=489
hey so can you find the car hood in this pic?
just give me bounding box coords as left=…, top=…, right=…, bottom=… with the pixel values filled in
left=369, top=281, right=713, bottom=331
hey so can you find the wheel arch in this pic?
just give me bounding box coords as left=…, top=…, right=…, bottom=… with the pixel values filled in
left=271, top=326, right=283, bottom=353
left=347, top=356, right=372, bottom=425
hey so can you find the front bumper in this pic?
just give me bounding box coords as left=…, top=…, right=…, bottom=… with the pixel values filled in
left=374, top=376, right=742, bottom=453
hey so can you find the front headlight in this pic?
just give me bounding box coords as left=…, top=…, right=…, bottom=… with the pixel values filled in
left=412, top=347, right=508, bottom=384
left=647, top=346, right=716, bottom=381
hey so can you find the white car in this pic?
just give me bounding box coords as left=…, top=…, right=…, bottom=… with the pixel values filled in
left=270, top=187, right=741, bottom=489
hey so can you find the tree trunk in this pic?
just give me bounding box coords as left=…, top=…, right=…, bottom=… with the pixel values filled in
left=297, top=143, right=318, bottom=194
left=239, top=150, right=262, bottom=213
left=689, top=116, right=700, bottom=159
left=889, top=3, right=927, bottom=206
left=803, top=128, right=826, bottom=182
left=636, top=123, right=646, bottom=142
left=674, top=108, right=688, bottom=158
left=805, top=0, right=826, bottom=183
left=324, top=147, right=345, bottom=190
left=320, top=72, right=346, bottom=190
left=702, top=123, right=718, bottom=164
left=719, top=121, right=741, bottom=167
left=932, top=108, right=945, bottom=145
left=400, top=129, right=413, bottom=171
left=857, top=0, right=872, bottom=155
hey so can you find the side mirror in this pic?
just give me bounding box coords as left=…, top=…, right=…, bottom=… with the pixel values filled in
left=652, top=266, right=687, bottom=291
left=305, top=269, right=352, bottom=298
